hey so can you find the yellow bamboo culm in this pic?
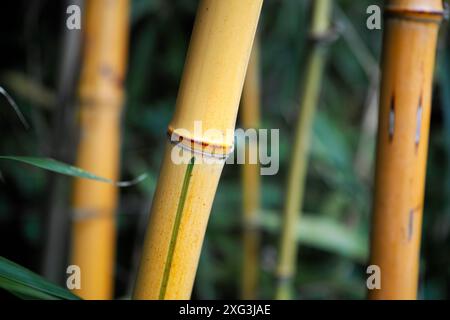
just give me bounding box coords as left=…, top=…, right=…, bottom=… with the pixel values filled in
left=275, top=0, right=332, bottom=300
left=369, top=0, right=443, bottom=300
left=240, top=40, right=261, bottom=300
left=70, top=0, right=129, bottom=300
left=133, top=0, right=263, bottom=300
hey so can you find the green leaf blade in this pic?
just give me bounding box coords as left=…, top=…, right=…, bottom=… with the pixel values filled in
left=0, top=156, right=111, bottom=183
left=0, top=256, right=81, bottom=300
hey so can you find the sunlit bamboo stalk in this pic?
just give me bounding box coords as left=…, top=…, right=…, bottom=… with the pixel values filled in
left=240, top=39, right=261, bottom=300
left=132, top=0, right=263, bottom=300
left=275, top=0, right=332, bottom=300
left=369, top=0, right=443, bottom=300
left=70, top=0, right=129, bottom=300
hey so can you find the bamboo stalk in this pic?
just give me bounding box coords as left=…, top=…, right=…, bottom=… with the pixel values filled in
left=368, top=0, right=443, bottom=300
left=240, top=39, right=261, bottom=300
left=133, top=0, right=263, bottom=300
left=275, top=0, right=332, bottom=300
left=42, top=0, right=84, bottom=284
left=70, top=0, right=129, bottom=300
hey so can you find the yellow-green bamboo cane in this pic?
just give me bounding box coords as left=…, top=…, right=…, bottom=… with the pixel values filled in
left=70, top=0, right=129, bottom=300
left=240, top=39, right=261, bottom=300
left=275, top=0, right=333, bottom=300
left=133, top=0, right=263, bottom=300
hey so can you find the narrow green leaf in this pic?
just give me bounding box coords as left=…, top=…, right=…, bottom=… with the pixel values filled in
left=0, top=156, right=111, bottom=183
left=260, top=211, right=368, bottom=262
left=0, top=256, right=81, bottom=300
left=0, top=86, right=30, bottom=129
left=0, top=156, right=148, bottom=187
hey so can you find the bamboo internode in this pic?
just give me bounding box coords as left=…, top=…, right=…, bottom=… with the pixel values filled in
left=71, top=0, right=129, bottom=300
left=369, top=0, right=443, bottom=300
left=133, top=0, right=263, bottom=300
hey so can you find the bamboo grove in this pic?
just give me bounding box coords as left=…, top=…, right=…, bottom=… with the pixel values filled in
left=0, top=0, right=447, bottom=301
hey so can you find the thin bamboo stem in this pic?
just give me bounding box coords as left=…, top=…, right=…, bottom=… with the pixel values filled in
left=70, top=0, right=129, bottom=300
left=42, top=0, right=83, bottom=283
left=133, top=0, right=263, bottom=300
left=240, top=39, right=261, bottom=300
left=368, top=0, right=443, bottom=300
left=275, top=0, right=332, bottom=300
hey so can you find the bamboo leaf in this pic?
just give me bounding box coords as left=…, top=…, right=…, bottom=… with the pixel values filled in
left=261, top=211, right=368, bottom=263
left=0, top=156, right=111, bottom=183
left=0, top=156, right=148, bottom=187
left=0, top=85, right=30, bottom=129
left=0, top=256, right=81, bottom=300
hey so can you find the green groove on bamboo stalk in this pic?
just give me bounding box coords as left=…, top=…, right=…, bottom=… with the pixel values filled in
left=159, top=157, right=195, bottom=299
left=275, top=0, right=333, bottom=300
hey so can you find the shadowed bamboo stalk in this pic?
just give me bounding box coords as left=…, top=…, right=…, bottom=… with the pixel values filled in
left=42, top=0, right=84, bottom=284
left=70, top=0, right=129, bottom=300
left=275, top=0, right=332, bottom=300
left=133, top=0, right=263, bottom=300
left=240, top=39, right=261, bottom=300
left=368, top=0, right=443, bottom=300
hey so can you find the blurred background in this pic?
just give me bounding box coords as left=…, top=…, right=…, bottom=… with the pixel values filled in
left=0, top=0, right=449, bottom=299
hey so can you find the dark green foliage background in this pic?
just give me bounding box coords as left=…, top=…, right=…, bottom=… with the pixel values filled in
left=0, top=0, right=448, bottom=299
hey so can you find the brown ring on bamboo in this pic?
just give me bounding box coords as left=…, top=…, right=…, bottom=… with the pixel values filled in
left=384, top=9, right=444, bottom=23
left=167, top=125, right=234, bottom=160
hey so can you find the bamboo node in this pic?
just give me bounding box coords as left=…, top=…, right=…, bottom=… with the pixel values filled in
left=167, top=126, right=234, bottom=160
left=308, top=27, right=338, bottom=45
left=78, top=96, right=124, bottom=112
left=243, top=215, right=260, bottom=231
left=72, top=208, right=112, bottom=221
left=274, top=273, right=294, bottom=285
left=384, top=7, right=444, bottom=23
